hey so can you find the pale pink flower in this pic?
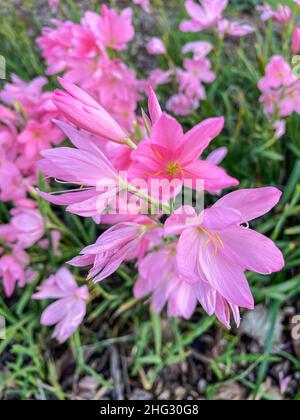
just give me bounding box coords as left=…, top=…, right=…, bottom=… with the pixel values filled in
left=134, top=244, right=197, bottom=319
left=257, top=4, right=292, bottom=24
left=148, top=69, right=172, bottom=89
left=166, top=93, right=198, bottom=116
left=164, top=188, right=285, bottom=326
left=69, top=218, right=162, bottom=283
left=37, top=120, right=122, bottom=219
left=184, top=58, right=216, bottom=83
left=89, top=5, right=134, bottom=51
left=1, top=207, right=44, bottom=250
left=217, top=19, right=255, bottom=37
left=33, top=268, right=89, bottom=343
left=37, top=21, right=80, bottom=75
left=18, top=119, right=63, bottom=159
left=258, top=56, right=295, bottom=91
left=0, top=250, right=29, bottom=297
left=182, top=41, right=213, bottom=59
left=133, top=0, right=150, bottom=13
left=181, top=0, right=228, bottom=32
left=53, top=78, right=128, bottom=143
left=0, top=160, right=26, bottom=203
left=292, top=28, right=300, bottom=54
left=0, top=75, right=47, bottom=115
left=146, top=38, right=166, bottom=55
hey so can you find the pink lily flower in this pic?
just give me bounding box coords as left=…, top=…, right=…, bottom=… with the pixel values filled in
left=90, top=5, right=134, bottom=51
left=258, top=56, right=295, bottom=91
left=164, top=188, right=285, bottom=324
left=69, top=217, right=163, bottom=283
left=0, top=207, right=44, bottom=250
left=37, top=120, right=122, bottom=220
left=129, top=94, right=238, bottom=193
left=217, top=19, right=255, bottom=37
left=0, top=250, right=29, bottom=297
left=134, top=244, right=197, bottom=319
left=33, top=268, right=89, bottom=343
left=182, top=41, right=213, bottom=59
left=18, top=119, right=63, bottom=159
left=181, top=0, right=228, bottom=32
left=53, top=78, right=129, bottom=144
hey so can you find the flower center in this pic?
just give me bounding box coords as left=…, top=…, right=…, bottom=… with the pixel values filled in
left=166, top=161, right=182, bottom=176
left=199, top=227, right=224, bottom=256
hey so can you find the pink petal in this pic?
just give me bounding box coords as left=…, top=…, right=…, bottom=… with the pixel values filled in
left=181, top=117, right=225, bottom=164
left=213, top=187, right=282, bottom=222
left=221, top=227, right=285, bottom=275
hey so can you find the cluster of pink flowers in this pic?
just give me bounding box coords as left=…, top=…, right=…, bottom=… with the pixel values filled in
left=38, top=5, right=141, bottom=131
left=0, top=75, right=66, bottom=297
left=145, top=0, right=254, bottom=116
left=0, top=2, right=286, bottom=344
left=257, top=3, right=300, bottom=138
left=35, top=80, right=284, bottom=340
left=258, top=56, right=300, bottom=138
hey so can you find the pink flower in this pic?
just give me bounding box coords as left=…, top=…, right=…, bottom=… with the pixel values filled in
left=182, top=41, right=213, bottom=59
left=0, top=160, right=26, bottom=204
left=18, top=119, right=63, bottom=159
left=37, top=21, right=79, bottom=75
left=134, top=244, right=197, bottom=319
left=257, top=4, right=292, bottom=24
left=0, top=250, right=29, bottom=297
left=146, top=38, right=166, bottom=55
left=53, top=78, right=129, bottom=144
left=166, top=93, right=198, bottom=116
left=258, top=56, right=295, bottom=91
left=69, top=218, right=162, bottom=282
left=181, top=0, right=228, bottom=32
left=130, top=97, right=238, bottom=193
left=133, top=0, right=150, bottom=13
left=0, top=75, right=47, bottom=115
left=292, top=28, right=300, bottom=54
left=37, top=120, right=122, bottom=219
left=217, top=19, right=255, bottom=37
left=33, top=268, right=89, bottom=343
left=184, top=58, right=216, bottom=83
left=0, top=207, right=45, bottom=250
left=90, top=5, right=134, bottom=51
left=148, top=69, right=172, bottom=89
left=164, top=188, right=285, bottom=326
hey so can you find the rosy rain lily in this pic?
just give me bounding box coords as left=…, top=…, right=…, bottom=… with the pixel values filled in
left=69, top=217, right=163, bottom=283
left=37, top=120, right=122, bottom=220
left=181, top=0, right=228, bottom=32
left=0, top=250, right=29, bottom=297
left=90, top=5, right=134, bottom=51
left=53, top=78, right=130, bottom=144
left=33, top=268, right=89, bottom=343
left=130, top=91, right=238, bottom=194
left=164, top=188, right=285, bottom=326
